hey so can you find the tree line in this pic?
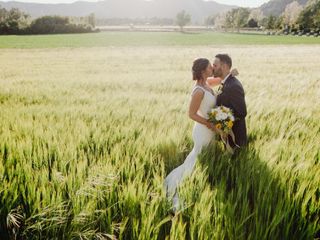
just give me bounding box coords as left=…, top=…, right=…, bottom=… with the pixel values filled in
left=96, top=17, right=174, bottom=26
left=1, top=0, right=320, bottom=35
left=206, top=0, right=320, bottom=35
left=175, top=0, right=320, bottom=35
left=0, top=6, right=97, bottom=35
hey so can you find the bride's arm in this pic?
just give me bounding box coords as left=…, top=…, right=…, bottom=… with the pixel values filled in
left=207, top=77, right=221, bottom=87
left=207, top=68, right=239, bottom=87
left=230, top=68, right=239, bottom=77
left=189, top=89, right=214, bottom=130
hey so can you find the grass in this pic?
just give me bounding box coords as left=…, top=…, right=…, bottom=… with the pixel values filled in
left=0, top=31, right=319, bottom=48
left=0, top=34, right=319, bottom=239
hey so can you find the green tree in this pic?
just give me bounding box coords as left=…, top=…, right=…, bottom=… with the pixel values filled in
left=247, top=18, right=258, bottom=28
left=282, top=1, right=303, bottom=27
left=28, top=15, right=93, bottom=34
left=249, top=8, right=264, bottom=27
left=267, top=15, right=277, bottom=29
left=214, top=12, right=228, bottom=31
left=297, top=0, right=320, bottom=30
left=88, top=13, right=95, bottom=28
left=0, top=7, right=29, bottom=34
left=225, top=10, right=235, bottom=29
left=275, top=15, right=284, bottom=29
left=176, top=10, right=191, bottom=32
left=235, top=8, right=250, bottom=31
left=29, top=16, right=69, bottom=34
left=226, top=8, right=250, bottom=32
left=205, top=15, right=215, bottom=28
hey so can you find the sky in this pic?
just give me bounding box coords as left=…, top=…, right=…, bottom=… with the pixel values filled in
left=0, top=0, right=270, bottom=8
left=214, top=0, right=269, bottom=7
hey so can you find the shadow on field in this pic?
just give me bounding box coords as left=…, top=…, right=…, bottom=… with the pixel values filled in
left=156, top=138, right=193, bottom=175
left=156, top=133, right=317, bottom=239
left=197, top=133, right=315, bottom=240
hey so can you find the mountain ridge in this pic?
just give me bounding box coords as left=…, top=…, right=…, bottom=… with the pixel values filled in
left=0, top=0, right=237, bottom=23
left=259, top=0, right=309, bottom=16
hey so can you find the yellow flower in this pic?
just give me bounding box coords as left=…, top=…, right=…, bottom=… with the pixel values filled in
left=211, top=112, right=216, bottom=117
left=216, top=123, right=222, bottom=129
left=227, top=120, right=233, bottom=129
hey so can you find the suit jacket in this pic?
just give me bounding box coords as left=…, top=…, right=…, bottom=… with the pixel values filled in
left=216, top=75, right=248, bottom=147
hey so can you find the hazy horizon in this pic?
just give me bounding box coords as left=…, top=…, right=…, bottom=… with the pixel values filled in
left=0, top=0, right=270, bottom=8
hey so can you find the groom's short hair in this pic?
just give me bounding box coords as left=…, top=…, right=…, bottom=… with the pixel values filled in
left=215, top=54, right=232, bottom=68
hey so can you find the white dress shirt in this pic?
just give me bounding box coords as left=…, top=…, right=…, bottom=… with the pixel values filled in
left=221, top=73, right=231, bottom=85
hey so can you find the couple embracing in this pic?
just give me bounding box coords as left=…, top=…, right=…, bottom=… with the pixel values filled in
left=163, top=54, right=248, bottom=212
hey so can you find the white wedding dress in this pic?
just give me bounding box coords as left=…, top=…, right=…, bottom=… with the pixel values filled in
left=163, top=85, right=216, bottom=211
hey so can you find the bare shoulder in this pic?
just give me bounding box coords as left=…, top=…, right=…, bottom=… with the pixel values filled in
left=191, top=87, right=205, bottom=97
left=190, top=88, right=205, bottom=109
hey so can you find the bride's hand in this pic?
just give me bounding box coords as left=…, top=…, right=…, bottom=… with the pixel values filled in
left=212, top=125, right=224, bottom=135
left=205, top=121, right=215, bottom=130
left=231, top=68, right=239, bottom=77
left=205, top=121, right=222, bottom=133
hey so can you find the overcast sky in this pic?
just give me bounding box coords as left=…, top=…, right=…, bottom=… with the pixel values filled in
left=0, top=0, right=270, bottom=8
left=214, top=0, right=269, bottom=7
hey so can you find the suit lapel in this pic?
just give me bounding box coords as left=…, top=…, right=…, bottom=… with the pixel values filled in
left=222, top=74, right=233, bottom=90
left=217, top=74, right=233, bottom=105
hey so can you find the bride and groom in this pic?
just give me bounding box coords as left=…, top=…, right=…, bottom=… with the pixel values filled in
left=163, top=54, right=247, bottom=212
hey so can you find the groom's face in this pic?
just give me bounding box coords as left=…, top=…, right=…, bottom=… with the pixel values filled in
left=212, top=58, right=223, bottom=78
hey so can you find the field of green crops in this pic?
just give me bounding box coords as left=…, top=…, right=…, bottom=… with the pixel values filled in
left=1, top=31, right=320, bottom=48
left=0, top=32, right=319, bottom=239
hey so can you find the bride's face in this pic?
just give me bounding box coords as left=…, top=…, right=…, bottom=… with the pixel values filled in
left=202, top=63, right=213, bottom=79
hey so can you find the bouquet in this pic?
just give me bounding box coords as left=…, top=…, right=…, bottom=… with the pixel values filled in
left=208, top=106, right=238, bottom=153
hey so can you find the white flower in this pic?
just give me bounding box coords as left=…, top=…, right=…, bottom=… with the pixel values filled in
left=216, top=113, right=223, bottom=121
left=221, top=112, right=228, bottom=120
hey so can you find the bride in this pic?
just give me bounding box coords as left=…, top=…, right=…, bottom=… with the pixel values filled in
left=163, top=58, right=218, bottom=212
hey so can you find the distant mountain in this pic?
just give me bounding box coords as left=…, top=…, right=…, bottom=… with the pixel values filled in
left=0, top=0, right=236, bottom=23
left=259, top=0, right=309, bottom=16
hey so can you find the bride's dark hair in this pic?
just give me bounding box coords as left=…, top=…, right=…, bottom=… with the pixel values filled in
left=192, top=58, right=210, bottom=81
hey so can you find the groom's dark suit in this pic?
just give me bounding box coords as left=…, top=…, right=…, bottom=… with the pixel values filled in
left=216, top=74, right=247, bottom=148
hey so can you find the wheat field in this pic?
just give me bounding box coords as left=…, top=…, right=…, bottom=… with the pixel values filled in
left=0, top=38, right=319, bottom=239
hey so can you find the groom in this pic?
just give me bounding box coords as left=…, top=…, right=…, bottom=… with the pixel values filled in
left=213, top=54, right=248, bottom=152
